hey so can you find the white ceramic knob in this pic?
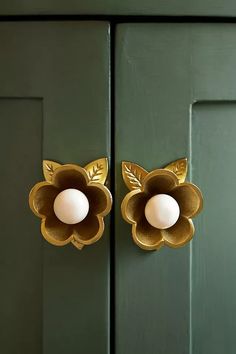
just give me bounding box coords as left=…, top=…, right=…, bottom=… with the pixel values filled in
left=53, top=188, right=89, bottom=225
left=144, top=194, right=180, bottom=229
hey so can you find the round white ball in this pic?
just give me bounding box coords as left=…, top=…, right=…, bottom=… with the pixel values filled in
left=53, top=188, right=89, bottom=225
left=144, top=194, right=180, bottom=229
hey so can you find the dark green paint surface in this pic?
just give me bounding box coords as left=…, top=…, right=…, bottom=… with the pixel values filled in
left=0, top=99, right=43, bottom=353
left=116, top=23, right=236, bottom=354
left=0, top=22, right=110, bottom=354
left=0, top=0, right=236, bottom=16
left=192, top=102, right=236, bottom=354
left=1, top=19, right=236, bottom=354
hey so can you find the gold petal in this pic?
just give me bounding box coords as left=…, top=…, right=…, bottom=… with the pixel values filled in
left=86, top=183, right=112, bottom=216
left=73, top=214, right=104, bottom=245
left=170, top=182, right=203, bottom=218
left=84, top=158, right=108, bottom=185
left=132, top=216, right=164, bottom=251
left=121, top=189, right=147, bottom=223
left=143, top=169, right=179, bottom=196
left=41, top=215, right=73, bottom=246
left=52, top=164, right=89, bottom=191
left=162, top=216, right=194, bottom=248
left=29, top=182, right=58, bottom=218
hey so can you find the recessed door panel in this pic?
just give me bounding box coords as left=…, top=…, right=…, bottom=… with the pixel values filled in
left=192, top=102, right=236, bottom=354
left=0, top=98, right=43, bottom=354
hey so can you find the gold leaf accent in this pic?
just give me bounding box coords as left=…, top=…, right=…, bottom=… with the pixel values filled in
left=71, top=238, right=84, bottom=250
left=122, top=161, right=148, bottom=190
left=164, top=158, right=188, bottom=183
left=84, top=158, right=108, bottom=185
left=43, top=160, right=61, bottom=182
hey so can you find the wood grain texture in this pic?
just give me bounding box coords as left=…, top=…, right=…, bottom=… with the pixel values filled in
left=0, top=0, right=236, bottom=16
left=0, top=22, right=110, bottom=354
left=115, top=23, right=236, bottom=354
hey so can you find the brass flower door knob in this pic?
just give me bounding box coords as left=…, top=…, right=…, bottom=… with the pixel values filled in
left=29, top=158, right=112, bottom=250
left=121, top=158, right=203, bottom=251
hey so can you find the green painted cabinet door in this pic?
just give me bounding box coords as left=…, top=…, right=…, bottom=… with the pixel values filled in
left=0, top=22, right=110, bottom=354
left=116, top=23, right=236, bottom=354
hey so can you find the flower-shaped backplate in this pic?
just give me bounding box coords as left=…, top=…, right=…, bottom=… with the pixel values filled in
left=121, top=159, right=203, bottom=251
left=29, top=158, right=112, bottom=250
